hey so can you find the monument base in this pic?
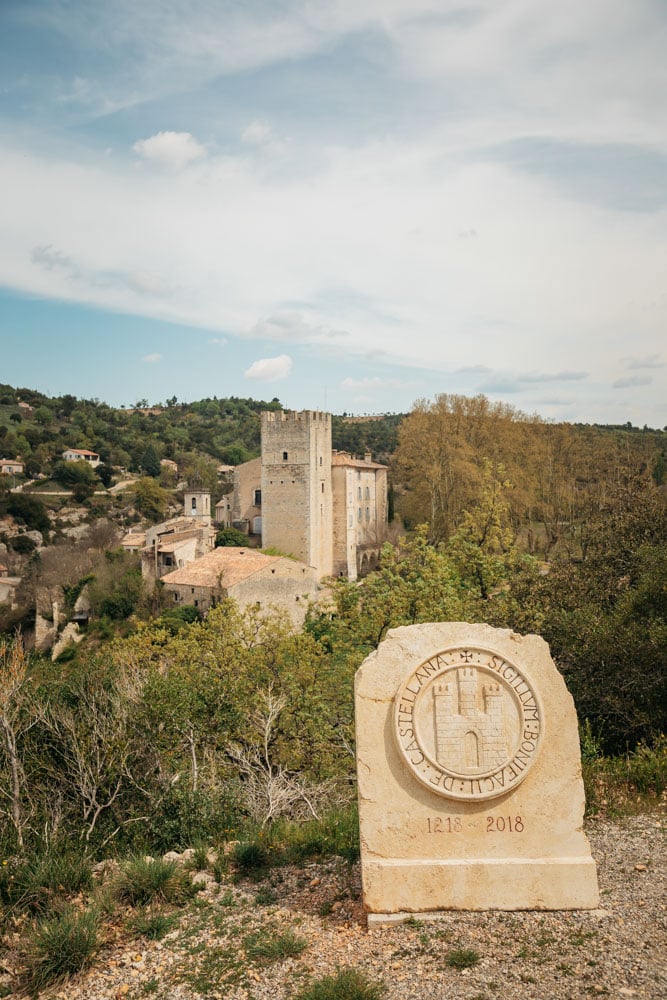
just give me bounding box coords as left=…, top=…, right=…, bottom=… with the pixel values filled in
left=363, top=856, right=600, bottom=918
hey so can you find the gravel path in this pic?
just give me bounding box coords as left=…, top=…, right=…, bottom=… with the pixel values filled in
left=21, top=813, right=667, bottom=1000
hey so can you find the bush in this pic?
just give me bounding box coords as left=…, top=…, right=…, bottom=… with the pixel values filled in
left=113, top=856, right=193, bottom=906
left=4, top=494, right=49, bottom=534
left=446, top=948, right=480, bottom=969
left=10, top=534, right=36, bottom=554
left=130, top=908, right=180, bottom=940
left=0, top=853, right=93, bottom=917
left=232, top=840, right=268, bottom=873
left=266, top=804, right=360, bottom=864
left=216, top=527, right=248, bottom=547
left=24, top=905, right=100, bottom=994
left=243, top=928, right=307, bottom=962
left=583, top=735, right=667, bottom=817
left=294, top=968, right=386, bottom=1000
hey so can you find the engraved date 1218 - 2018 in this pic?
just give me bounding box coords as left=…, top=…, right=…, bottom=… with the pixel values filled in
left=426, top=815, right=525, bottom=834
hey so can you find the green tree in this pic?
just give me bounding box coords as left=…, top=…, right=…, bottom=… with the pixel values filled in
left=446, top=461, right=518, bottom=600
left=140, top=444, right=161, bottom=478
left=133, top=478, right=168, bottom=522
left=215, top=527, right=248, bottom=547
left=518, top=476, right=667, bottom=752
left=53, top=460, right=96, bottom=488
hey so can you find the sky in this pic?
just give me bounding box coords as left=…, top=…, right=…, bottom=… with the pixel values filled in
left=0, top=0, right=666, bottom=426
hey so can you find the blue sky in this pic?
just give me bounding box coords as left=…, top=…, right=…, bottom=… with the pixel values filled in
left=1, top=1, right=666, bottom=425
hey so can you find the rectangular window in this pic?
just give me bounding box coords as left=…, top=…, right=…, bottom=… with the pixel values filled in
left=365, top=507, right=370, bottom=521
left=282, top=451, right=288, bottom=461
left=357, top=507, right=362, bottom=521
left=254, top=489, right=262, bottom=506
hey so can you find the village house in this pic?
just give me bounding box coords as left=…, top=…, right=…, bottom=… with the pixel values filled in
left=62, top=448, right=101, bottom=466
left=0, top=566, right=21, bottom=606
left=122, top=487, right=216, bottom=582
left=160, top=547, right=319, bottom=626
left=0, top=459, right=24, bottom=475
left=331, top=451, right=388, bottom=578
left=214, top=497, right=233, bottom=528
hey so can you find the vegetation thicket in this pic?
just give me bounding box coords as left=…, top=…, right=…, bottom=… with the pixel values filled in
left=0, top=385, right=665, bottom=995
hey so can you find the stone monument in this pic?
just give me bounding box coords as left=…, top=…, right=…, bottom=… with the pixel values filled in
left=355, top=623, right=599, bottom=924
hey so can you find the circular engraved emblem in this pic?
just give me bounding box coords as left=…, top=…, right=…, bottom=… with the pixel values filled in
left=394, top=646, right=543, bottom=801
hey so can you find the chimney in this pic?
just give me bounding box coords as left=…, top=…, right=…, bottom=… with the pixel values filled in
left=364, top=452, right=372, bottom=464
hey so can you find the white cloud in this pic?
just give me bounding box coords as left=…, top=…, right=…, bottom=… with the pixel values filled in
left=2, top=1, right=667, bottom=424
left=244, top=354, right=293, bottom=382
left=132, top=131, right=207, bottom=169
left=209, top=337, right=228, bottom=347
left=241, top=120, right=272, bottom=145
left=143, top=353, right=162, bottom=363
left=250, top=313, right=347, bottom=342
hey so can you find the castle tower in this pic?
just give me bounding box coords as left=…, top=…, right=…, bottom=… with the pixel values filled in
left=183, top=487, right=211, bottom=526
left=458, top=668, right=477, bottom=716
left=260, top=411, right=333, bottom=578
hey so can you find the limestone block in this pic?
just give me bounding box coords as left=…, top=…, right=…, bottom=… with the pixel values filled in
left=355, top=623, right=599, bottom=920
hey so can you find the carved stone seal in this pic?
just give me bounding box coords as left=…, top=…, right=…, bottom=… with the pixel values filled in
left=394, top=646, right=543, bottom=801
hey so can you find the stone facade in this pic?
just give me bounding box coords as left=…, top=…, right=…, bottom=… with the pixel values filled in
left=226, top=456, right=262, bottom=535
left=331, top=452, right=388, bottom=579
left=135, top=515, right=216, bottom=582
left=183, top=488, right=211, bottom=526
left=161, top=547, right=319, bottom=627
left=261, top=411, right=334, bottom=578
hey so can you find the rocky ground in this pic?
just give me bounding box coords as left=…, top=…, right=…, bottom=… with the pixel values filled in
left=12, top=813, right=667, bottom=1000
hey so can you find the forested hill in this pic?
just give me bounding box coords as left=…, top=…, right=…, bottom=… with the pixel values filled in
left=0, top=385, right=403, bottom=477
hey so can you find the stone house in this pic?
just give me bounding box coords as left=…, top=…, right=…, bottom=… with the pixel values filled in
left=223, top=456, right=262, bottom=536
left=0, top=459, right=24, bottom=475
left=160, top=547, right=319, bottom=627
left=214, top=497, right=233, bottom=528
left=0, top=572, right=21, bottom=606
left=331, top=451, right=388, bottom=578
left=137, top=515, right=216, bottom=582
left=62, top=448, right=100, bottom=466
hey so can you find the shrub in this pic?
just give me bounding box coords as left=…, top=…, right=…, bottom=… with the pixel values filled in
left=294, top=967, right=386, bottom=1000
left=446, top=948, right=480, bottom=969
left=10, top=534, right=36, bottom=554
left=269, top=805, right=360, bottom=864
left=130, top=909, right=180, bottom=940
left=244, top=928, right=307, bottom=962
left=1, top=853, right=93, bottom=917
left=113, top=856, right=193, bottom=906
left=232, top=840, right=269, bottom=873
left=24, top=906, right=100, bottom=994
left=583, top=735, right=667, bottom=817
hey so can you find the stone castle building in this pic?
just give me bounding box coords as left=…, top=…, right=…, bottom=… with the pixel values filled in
left=433, top=668, right=507, bottom=775
left=221, top=410, right=388, bottom=580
